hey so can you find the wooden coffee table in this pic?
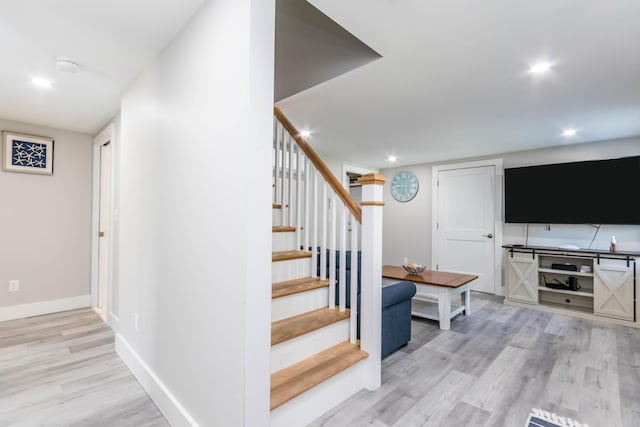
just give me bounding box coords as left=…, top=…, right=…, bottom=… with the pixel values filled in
left=382, top=265, right=478, bottom=330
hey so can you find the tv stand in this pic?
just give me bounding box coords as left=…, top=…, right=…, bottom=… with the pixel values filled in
left=503, top=245, right=638, bottom=325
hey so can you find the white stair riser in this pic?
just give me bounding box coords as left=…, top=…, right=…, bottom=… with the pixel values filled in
left=272, top=231, right=296, bottom=252
left=272, top=288, right=328, bottom=322
left=271, top=319, right=349, bottom=373
left=272, top=258, right=311, bottom=283
left=272, top=208, right=282, bottom=227
left=270, top=360, right=365, bottom=427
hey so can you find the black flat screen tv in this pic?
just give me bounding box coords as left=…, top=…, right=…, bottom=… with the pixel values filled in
left=504, top=156, right=640, bottom=225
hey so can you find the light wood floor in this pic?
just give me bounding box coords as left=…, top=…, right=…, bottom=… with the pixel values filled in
left=4, top=296, right=639, bottom=427
left=0, top=308, right=168, bottom=427
left=311, top=293, right=640, bottom=427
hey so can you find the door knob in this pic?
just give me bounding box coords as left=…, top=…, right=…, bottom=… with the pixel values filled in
left=483, top=233, right=494, bottom=239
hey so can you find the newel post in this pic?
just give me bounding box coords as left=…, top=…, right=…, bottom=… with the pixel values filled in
left=358, top=173, right=386, bottom=390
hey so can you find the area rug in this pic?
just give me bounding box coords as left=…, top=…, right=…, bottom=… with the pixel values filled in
left=526, top=408, right=589, bottom=427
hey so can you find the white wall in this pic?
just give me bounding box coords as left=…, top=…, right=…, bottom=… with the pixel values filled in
left=381, top=137, right=640, bottom=268
left=0, top=118, right=92, bottom=317
left=116, top=0, right=273, bottom=426
left=380, top=163, right=433, bottom=267
left=319, top=152, right=378, bottom=187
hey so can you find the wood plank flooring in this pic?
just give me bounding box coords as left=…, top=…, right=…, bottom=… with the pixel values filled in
left=0, top=308, right=168, bottom=427
left=310, top=292, right=640, bottom=427
left=5, top=295, right=639, bottom=426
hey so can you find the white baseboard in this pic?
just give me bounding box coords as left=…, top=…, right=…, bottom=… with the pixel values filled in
left=108, top=312, right=120, bottom=331
left=0, top=295, right=90, bottom=322
left=115, top=334, right=199, bottom=427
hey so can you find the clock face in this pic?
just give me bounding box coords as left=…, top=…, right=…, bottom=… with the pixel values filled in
left=390, top=171, right=419, bottom=202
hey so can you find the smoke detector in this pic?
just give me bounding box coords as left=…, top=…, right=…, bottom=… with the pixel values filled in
left=55, top=57, right=80, bottom=73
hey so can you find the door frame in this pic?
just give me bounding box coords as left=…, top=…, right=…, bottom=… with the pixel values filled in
left=431, top=158, right=504, bottom=295
left=341, top=163, right=377, bottom=190
left=90, top=124, right=116, bottom=324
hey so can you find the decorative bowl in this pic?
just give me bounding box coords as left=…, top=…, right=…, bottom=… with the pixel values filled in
left=402, top=264, right=426, bottom=274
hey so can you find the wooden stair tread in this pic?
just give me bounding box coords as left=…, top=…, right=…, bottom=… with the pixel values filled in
left=272, top=277, right=330, bottom=299
left=271, top=307, right=349, bottom=346
left=272, top=250, right=311, bottom=262
left=272, top=226, right=296, bottom=233
left=270, top=341, right=368, bottom=410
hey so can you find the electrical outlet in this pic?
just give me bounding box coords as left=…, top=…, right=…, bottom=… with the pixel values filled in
left=8, top=280, right=19, bottom=292
left=134, top=313, right=140, bottom=331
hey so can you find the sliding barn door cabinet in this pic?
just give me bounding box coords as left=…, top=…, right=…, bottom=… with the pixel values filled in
left=504, top=245, right=637, bottom=325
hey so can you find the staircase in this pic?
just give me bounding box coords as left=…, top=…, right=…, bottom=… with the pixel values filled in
left=269, top=108, right=384, bottom=426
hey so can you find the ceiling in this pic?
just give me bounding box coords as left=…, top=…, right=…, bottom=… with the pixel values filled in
left=0, top=0, right=205, bottom=134
left=1, top=1, right=639, bottom=167
left=274, top=0, right=380, bottom=101
left=277, top=0, right=640, bottom=168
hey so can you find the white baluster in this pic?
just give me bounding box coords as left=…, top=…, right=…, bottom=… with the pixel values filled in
left=288, top=134, right=294, bottom=227
left=296, top=145, right=302, bottom=249
left=311, top=167, right=318, bottom=278
left=350, top=215, right=359, bottom=343
left=321, top=181, right=327, bottom=282
left=279, top=127, right=285, bottom=226
left=274, top=123, right=281, bottom=208
left=272, top=117, right=277, bottom=204
left=339, top=203, right=347, bottom=313
left=329, top=191, right=336, bottom=309
left=304, top=157, right=310, bottom=252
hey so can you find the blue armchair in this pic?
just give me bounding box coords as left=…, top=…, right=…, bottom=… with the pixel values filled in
left=318, top=249, right=416, bottom=358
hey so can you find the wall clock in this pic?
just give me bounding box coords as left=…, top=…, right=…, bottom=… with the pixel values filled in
left=390, top=170, right=419, bottom=202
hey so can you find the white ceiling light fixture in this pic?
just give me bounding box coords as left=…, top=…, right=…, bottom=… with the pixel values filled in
left=529, top=61, right=553, bottom=74
left=31, top=77, right=52, bottom=88
left=387, top=155, right=397, bottom=162
left=562, top=128, right=579, bottom=137
left=56, top=57, right=80, bottom=73
left=299, top=130, right=312, bottom=138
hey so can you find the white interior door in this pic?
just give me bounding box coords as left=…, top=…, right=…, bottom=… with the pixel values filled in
left=97, top=142, right=111, bottom=312
left=435, top=165, right=496, bottom=294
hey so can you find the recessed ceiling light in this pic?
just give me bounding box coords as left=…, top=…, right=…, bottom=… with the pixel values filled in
left=387, top=156, right=397, bottom=162
left=31, top=77, right=52, bottom=88
left=529, top=62, right=552, bottom=74
left=299, top=130, right=311, bottom=138
left=562, top=129, right=578, bottom=137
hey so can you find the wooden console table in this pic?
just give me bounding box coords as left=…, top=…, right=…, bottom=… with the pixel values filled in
left=382, top=265, right=478, bottom=330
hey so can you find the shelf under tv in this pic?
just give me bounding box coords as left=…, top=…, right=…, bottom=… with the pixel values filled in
left=538, top=286, right=594, bottom=298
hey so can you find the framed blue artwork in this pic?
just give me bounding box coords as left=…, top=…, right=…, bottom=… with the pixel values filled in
left=2, top=131, right=54, bottom=175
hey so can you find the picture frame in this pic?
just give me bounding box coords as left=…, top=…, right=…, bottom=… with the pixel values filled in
left=2, top=131, right=54, bottom=175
